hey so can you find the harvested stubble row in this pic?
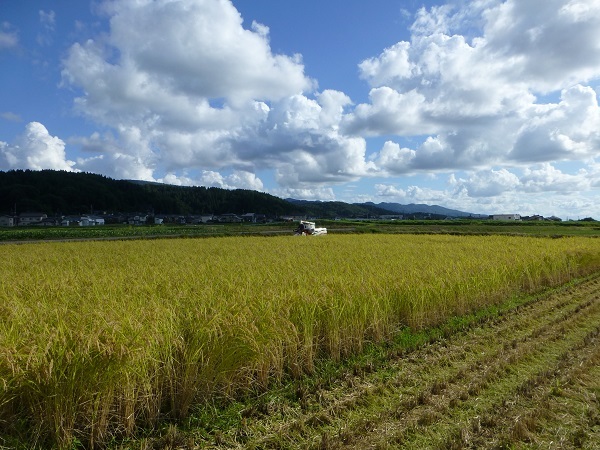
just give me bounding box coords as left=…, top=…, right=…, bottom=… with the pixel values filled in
left=1, top=234, right=600, bottom=448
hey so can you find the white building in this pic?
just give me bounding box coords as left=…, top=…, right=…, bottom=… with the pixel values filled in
left=18, top=212, right=47, bottom=226
left=492, top=214, right=521, bottom=221
left=0, top=215, right=15, bottom=227
left=80, top=215, right=105, bottom=226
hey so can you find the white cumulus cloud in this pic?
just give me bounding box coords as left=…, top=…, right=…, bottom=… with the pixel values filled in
left=61, top=0, right=371, bottom=189
left=43, top=0, right=600, bottom=217
left=0, top=122, right=75, bottom=171
left=349, top=0, right=600, bottom=178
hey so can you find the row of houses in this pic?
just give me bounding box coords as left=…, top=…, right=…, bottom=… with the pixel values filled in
left=1, top=211, right=565, bottom=227
left=0, top=212, right=106, bottom=227
left=0, top=212, right=270, bottom=227
left=119, top=212, right=268, bottom=225
left=180, top=213, right=269, bottom=224
left=491, top=214, right=562, bottom=221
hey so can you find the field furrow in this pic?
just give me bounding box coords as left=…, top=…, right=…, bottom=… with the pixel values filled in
left=371, top=288, right=600, bottom=449
left=206, top=274, right=600, bottom=450
left=467, top=325, right=600, bottom=449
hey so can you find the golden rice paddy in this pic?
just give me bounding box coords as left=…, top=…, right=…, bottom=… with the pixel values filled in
left=1, top=234, right=600, bottom=448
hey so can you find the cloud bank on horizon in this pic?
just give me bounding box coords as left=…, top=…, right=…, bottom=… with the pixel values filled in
left=1, top=0, right=600, bottom=219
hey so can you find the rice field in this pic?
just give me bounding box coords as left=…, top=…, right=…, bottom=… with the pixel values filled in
left=1, top=234, right=600, bottom=448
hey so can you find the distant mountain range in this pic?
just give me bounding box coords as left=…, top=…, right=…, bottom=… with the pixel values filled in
left=284, top=199, right=396, bottom=218
left=361, top=202, right=487, bottom=218
left=0, top=169, right=485, bottom=218
left=287, top=199, right=486, bottom=219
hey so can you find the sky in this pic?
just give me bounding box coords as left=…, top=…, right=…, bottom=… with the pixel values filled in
left=1, top=0, right=600, bottom=219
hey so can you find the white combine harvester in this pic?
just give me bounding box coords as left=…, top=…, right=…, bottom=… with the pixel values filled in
left=294, top=220, right=327, bottom=236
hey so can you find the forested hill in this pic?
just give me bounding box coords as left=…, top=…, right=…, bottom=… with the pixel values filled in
left=285, top=199, right=395, bottom=219
left=0, top=170, right=299, bottom=216
left=0, top=170, right=395, bottom=218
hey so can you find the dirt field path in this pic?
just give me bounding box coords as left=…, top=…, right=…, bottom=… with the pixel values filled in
left=192, top=275, right=600, bottom=449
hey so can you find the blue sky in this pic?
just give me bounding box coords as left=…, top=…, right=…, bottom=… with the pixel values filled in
left=1, top=0, right=600, bottom=219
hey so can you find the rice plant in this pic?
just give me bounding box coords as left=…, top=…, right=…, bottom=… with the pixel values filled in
left=1, top=234, right=599, bottom=448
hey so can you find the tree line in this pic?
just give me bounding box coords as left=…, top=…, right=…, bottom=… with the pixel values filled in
left=0, top=170, right=393, bottom=218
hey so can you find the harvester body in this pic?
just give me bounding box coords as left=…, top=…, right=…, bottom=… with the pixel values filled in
left=294, top=220, right=327, bottom=236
